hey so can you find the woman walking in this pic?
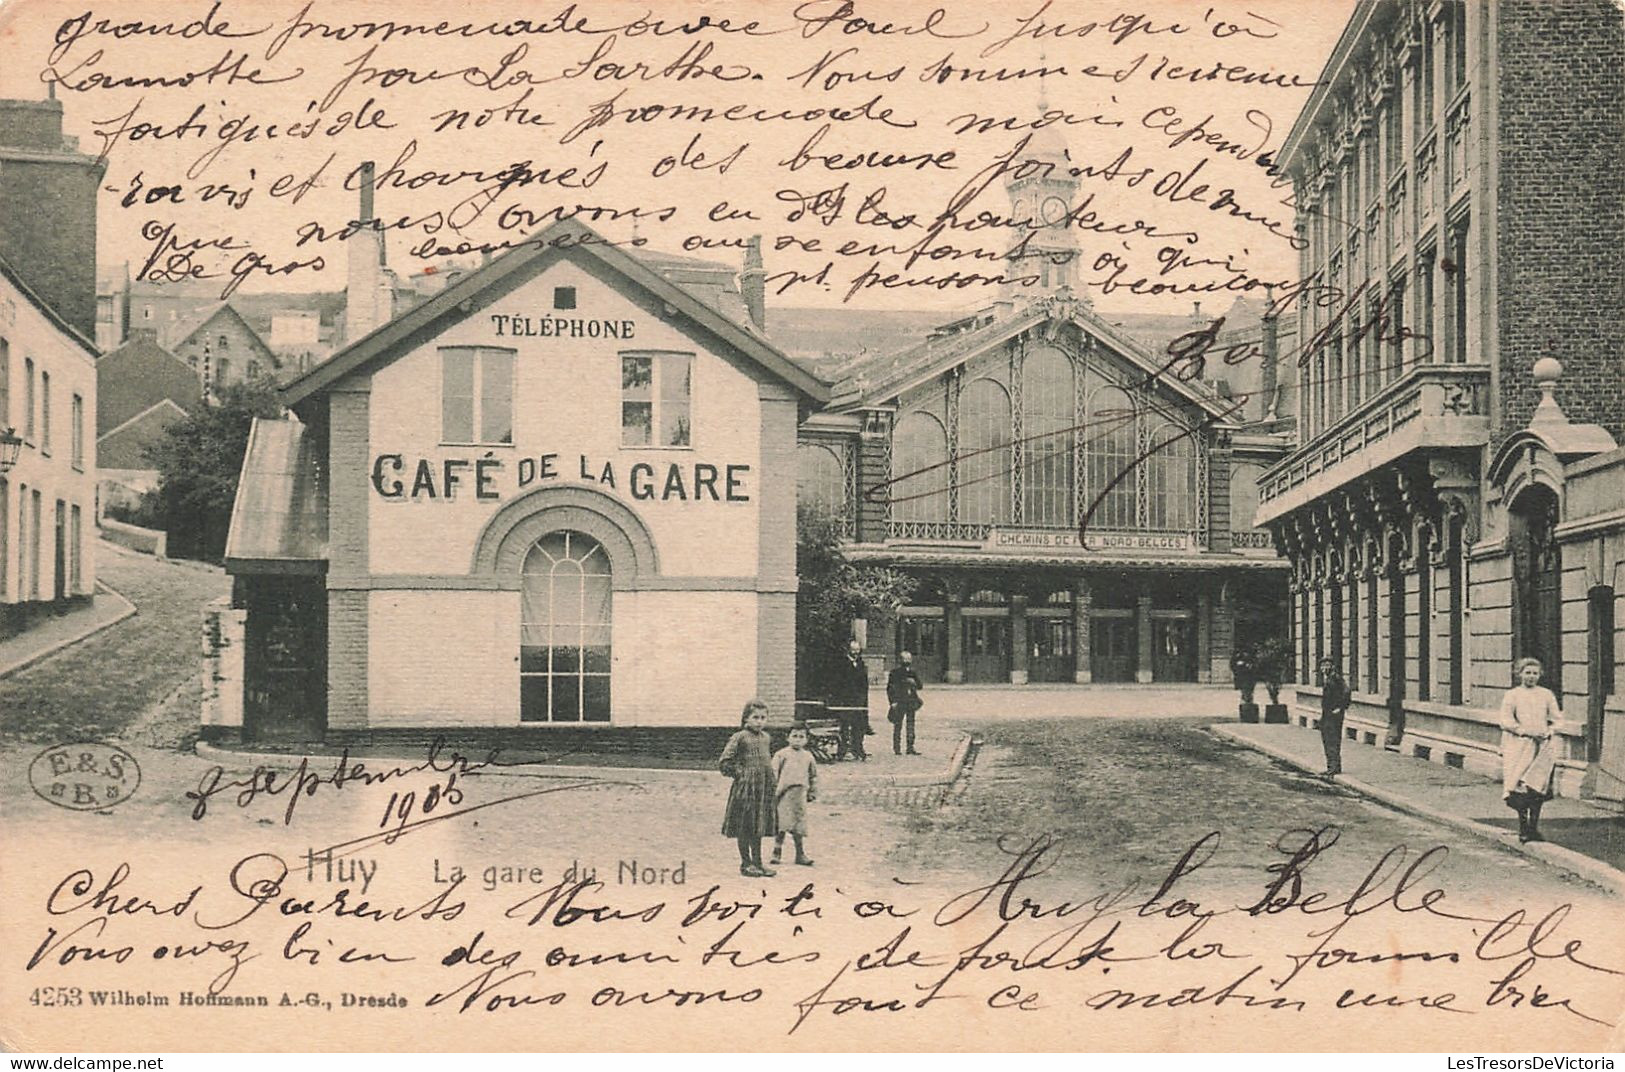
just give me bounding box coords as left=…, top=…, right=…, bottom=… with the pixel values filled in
left=1499, top=657, right=1561, bottom=843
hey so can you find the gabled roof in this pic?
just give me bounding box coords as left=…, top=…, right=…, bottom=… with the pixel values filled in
left=96, top=333, right=200, bottom=435
left=281, top=219, right=829, bottom=412
left=171, top=302, right=278, bottom=365
left=834, top=293, right=1240, bottom=423
left=95, top=399, right=190, bottom=470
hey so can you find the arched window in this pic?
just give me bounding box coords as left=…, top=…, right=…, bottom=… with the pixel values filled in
left=797, top=443, right=848, bottom=515
left=521, top=530, right=612, bottom=722
left=1147, top=422, right=1197, bottom=530
left=891, top=411, right=949, bottom=522
left=1023, top=347, right=1075, bottom=527
left=957, top=379, right=1011, bottom=524
left=1085, top=385, right=1136, bottom=529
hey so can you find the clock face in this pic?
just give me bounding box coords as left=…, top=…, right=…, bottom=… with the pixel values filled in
left=1042, top=196, right=1070, bottom=225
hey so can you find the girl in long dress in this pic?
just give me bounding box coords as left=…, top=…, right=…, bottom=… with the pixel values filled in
left=719, top=699, right=778, bottom=877
left=1499, top=657, right=1561, bottom=843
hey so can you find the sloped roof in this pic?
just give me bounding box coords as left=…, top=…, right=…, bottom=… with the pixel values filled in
left=832, top=293, right=1240, bottom=422
left=95, top=399, right=189, bottom=470
left=96, top=333, right=200, bottom=435
left=170, top=302, right=278, bottom=365
left=281, top=219, right=828, bottom=412
left=0, top=252, right=98, bottom=357
left=225, top=417, right=328, bottom=571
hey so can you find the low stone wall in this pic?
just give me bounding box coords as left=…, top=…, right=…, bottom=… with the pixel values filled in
left=1296, top=685, right=1590, bottom=797
left=101, top=517, right=167, bottom=558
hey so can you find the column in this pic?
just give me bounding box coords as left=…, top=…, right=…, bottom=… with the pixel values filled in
left=945, top=582, right=965, bottom=684
left=1196, top=586, right=1213, bottom=683
left=1211, top=579, right=1235, bottom=685
left=1135, top=592, right=1153, bottom=684
left=1404, top=562, right=1422, bottom=700
left=1432, top=545, right=1452, bottom=704
left=1073, top=577, right=1092, bottom=684
left=1009, top=594, right=1029, bottom=685
left=855, top=412, right=890, bottom=542
left=1347, top=573, right=1361, bottom=689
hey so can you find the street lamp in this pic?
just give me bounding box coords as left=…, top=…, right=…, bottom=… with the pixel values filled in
left=0, top=426, right=21, bottom=473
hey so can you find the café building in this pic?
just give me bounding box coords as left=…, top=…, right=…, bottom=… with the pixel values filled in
left=218, top=219, right=826, bottom=749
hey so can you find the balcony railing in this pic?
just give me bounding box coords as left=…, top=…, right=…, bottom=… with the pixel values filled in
left=1256, top=363, right=1489, bottom=525
left=887, top=520, right=991, bottom=542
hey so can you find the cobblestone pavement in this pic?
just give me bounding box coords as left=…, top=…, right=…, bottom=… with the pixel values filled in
left=5, top=690, right=1621, bottom=1051
left=898, top=713, right=1619, bottom=912
left=0, top=545, right=229, bottom=747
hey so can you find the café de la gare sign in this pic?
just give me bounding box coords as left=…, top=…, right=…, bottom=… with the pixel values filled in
left=369, top=451, right=753, bottom=503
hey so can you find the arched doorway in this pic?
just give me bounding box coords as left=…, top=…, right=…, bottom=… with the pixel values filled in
left=521, top=531, right=612, bottom=723
left=1510, top=485, right=1562, bottom=696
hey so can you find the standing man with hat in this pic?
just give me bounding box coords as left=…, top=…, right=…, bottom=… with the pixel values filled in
left=887, top=650, right=925, bottom=756
left=828, top=637, right=873, bottom=761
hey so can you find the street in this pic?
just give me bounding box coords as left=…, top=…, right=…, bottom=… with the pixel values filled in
left=4, top=583, right=1621, bottom=1052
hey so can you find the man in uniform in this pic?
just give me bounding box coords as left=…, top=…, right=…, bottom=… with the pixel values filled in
left=1318, top=656, right=1351, bottom=776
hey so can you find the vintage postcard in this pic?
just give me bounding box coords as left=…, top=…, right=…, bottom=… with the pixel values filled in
left=0, top=0, right=1622, bottom=1054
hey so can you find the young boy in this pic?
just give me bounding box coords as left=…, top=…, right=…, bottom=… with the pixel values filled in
left=770, top=724, right=818, bottom=866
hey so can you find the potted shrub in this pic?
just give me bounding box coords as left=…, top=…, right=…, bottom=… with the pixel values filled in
left=1230, top=646, right=1261, bottom=722
left=1254, top=636, right=1294, bottom=723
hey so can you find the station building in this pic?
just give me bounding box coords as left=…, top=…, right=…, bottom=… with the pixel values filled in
left=795, top=123, right=1295, bottom=686
left=218, top=218, right=825, bottom=748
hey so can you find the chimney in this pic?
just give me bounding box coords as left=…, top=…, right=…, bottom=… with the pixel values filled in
left=358, top=162, right=374, bottom=226
left=741, top=235, right=766, bottom=331
left=0, top=95, right=102, bottom=337
left=344, top=161, right=389, bottom=343
left=1260, top=286, right=1280, bottom=418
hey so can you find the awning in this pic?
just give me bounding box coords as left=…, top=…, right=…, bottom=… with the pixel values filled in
left=844, top=545, right=1288, bottom=571
left=224, top=418, right=328, bottom=574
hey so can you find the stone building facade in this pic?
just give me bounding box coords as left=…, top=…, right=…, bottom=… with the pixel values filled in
left=1258, top=0, right=1625, bottom=802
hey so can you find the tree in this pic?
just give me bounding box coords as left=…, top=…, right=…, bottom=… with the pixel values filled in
left=145, top=381, right=283, bottom=562
left=796, top=504, right=915, bottom=697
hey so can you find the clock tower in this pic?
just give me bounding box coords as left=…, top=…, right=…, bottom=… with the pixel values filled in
left=1003, top=88, right=1081, bottom=299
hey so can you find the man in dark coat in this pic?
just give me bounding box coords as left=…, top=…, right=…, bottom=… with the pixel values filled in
left=827, top=637, right=872, bottom=761
left=887, top=650, right=925, bottom=756
left=1318, top=656, right=1351, bottom=775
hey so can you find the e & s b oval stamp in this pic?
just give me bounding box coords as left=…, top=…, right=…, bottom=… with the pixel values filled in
left=29, top=742, right=142, bottom=812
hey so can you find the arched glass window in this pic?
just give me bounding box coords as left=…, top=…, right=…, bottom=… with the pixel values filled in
left=892, top=411, right=949, bottom=522
left=957, top=379, right=1011, bottom=524
left=521, top=531, right=612, bottom=722
left=1085, top=385, right=1136, bottom=529
left=797, top=443, right=847, bottom=514
left=1023, top=347, right=1076, bottom=527
left=1146, top=422, right=1197, bottom=530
